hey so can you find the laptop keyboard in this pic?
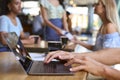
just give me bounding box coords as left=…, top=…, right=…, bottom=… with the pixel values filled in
left=29, top=61, right=71, bottom=74
left=29, top=61, right=57, bottom=73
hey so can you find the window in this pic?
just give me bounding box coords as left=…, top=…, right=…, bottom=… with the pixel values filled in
left=21, top=1, right=40, bottom=16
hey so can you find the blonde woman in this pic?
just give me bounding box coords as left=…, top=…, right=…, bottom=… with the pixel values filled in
left=72, top=0, right=120, bottom=50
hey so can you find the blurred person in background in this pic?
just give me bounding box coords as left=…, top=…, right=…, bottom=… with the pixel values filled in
left=32, top=11, right=44, bottom=39
left=0, top=0, right=41, bottom=52
left=39, top=0, right=69, bottom=41
left=71, top=0, right=120, bottom=51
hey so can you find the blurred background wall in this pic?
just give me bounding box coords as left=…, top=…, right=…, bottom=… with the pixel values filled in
left=0, top=0, right=119, bottom=36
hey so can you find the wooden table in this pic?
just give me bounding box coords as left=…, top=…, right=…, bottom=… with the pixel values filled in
left=24, top=40, right=49, bottom=52
left=24, top=40, right=75, bottom=52
left=0, top=52, right=87, bottom=80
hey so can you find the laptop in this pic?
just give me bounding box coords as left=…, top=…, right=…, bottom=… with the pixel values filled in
left=3, top=32, right=73, bottom=75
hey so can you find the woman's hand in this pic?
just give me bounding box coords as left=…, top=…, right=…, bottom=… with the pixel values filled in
left=21, top=35, right=41, bottom=45
left=56, top=28, right=64, bottom=35
left=29, top=35, right=41, bottom=44
left=44, top=50, right=75, bottom=63
left=27, top=36, right=35, bottom=44
left=66, top=56, right=106, bottom=76
left=70, top=36, right=80, bottom=44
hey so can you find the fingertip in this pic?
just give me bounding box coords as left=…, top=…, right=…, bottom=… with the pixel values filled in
left=59, top=55, right=62, bottom=59
left=59, top=55, right=61, bottom=58
left=44, top=61, right=47, bottom=64
left=43, top=60, right=46, bottom=63
left=70, top=68, right=73, bottom=71
left=44, top=58, right=47, bottom=63
left=64, top=63, right=67, bottom=66
left=44, top=59, right=49, bottom=64
left=46, top=60, right=50, bottom=64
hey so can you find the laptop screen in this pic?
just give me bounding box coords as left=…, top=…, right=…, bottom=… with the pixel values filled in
left=3, top=32, right=32, bottom=64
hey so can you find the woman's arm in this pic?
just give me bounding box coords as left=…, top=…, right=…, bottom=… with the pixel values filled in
left=21, top=38, right=35, bottom=45
left=20, top=31, right=40, bottom=45
left=103, top=66, right=120, bottom=80
left=62, top=11, right=69, bottom=32
left=77, top=41, right=94, bottom=50
left=20, top=31, right=33, bottom=44
left=40, top=5, right=62, bottom=35
left=71, top=37, right=94, bottom=50
left=74, top=48, right=120, bottom=65
left=20, top=31, right=29, bottom=39
left=0, top=32, right=8, bottom=45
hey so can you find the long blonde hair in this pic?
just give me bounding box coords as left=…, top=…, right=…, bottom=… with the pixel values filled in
left=101, top=0, right=120, bottom=33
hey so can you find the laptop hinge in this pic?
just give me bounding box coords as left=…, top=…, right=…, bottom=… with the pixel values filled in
left=26, top=61, right=33, bottom=73
left=19, top=58, right=33, bottom=73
